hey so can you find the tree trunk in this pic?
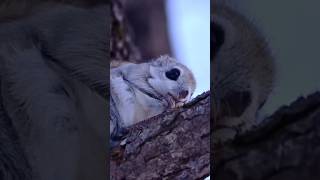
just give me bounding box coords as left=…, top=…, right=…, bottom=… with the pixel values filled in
left=121, top=0, right=172, bottom=60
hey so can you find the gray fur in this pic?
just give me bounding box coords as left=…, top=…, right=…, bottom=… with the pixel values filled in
left=0, top=4, right=109, bottom=179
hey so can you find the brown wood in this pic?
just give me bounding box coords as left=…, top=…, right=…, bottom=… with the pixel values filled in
left=110, top=92, right=210, bottom=180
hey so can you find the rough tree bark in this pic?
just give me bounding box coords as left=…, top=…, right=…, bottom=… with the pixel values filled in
left=110, top=92, right=210, bottom=180
left=214, top=92, right=320, bottom=180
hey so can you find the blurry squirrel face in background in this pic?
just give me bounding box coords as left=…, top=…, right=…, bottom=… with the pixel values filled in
left=211, top=2, right=275, bottom=133
left=148, top=55, right=196, bottom=106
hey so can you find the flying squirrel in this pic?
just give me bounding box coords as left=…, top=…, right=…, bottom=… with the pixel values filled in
left=110, top=55, right=196, bottom=146
left=212, top=1, right=275, bottom=143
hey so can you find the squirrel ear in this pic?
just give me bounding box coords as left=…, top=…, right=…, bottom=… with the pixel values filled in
left=151, top=54, right=176, bottom=67
left=159, top=54, right=176, bottom=62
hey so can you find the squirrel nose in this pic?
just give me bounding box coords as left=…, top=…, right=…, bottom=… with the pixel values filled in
left=179, top=90, right=189, bottom=99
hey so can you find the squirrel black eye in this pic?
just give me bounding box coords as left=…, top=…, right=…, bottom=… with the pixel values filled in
left=165, top=68, right=180, bottom=81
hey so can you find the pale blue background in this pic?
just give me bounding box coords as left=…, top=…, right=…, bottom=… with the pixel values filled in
left=166, top=0, right=210, bottom=98
left=243, top=0, right=320, bottom=115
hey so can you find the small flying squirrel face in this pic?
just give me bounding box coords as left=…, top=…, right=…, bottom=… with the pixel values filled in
left=148, top=55, right=196, bottom=106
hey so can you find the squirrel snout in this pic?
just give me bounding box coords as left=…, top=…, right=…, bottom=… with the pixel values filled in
left=179, top=90, right=189, bottom=99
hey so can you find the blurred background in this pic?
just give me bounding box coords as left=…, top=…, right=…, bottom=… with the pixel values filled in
left=237, top=0, right=320, bottom=116
left=121, top=0, right=210, bottom=98
left=119, top=0, right=320, bottom=116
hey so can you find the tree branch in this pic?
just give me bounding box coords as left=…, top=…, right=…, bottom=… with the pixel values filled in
left=110, top=92, right=210, bottom=180
left=214, top=92, right=320, bottom=180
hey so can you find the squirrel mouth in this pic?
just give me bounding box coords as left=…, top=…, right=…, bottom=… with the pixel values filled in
left=166, top=93, right=186, bottom=108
